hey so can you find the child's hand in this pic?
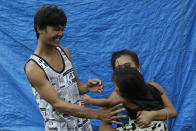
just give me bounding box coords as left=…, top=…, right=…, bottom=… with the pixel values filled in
left=80, top=95, right=91, bottom=105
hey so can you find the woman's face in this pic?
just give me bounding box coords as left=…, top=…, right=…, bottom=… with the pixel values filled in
left=114, top=55, right=140, bottom=70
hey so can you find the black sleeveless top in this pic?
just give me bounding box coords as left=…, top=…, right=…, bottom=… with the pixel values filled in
left=126, top=83, right=164, bottom=119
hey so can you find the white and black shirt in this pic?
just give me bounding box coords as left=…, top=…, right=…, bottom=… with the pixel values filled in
left=27, top=46, right=92, bottom=131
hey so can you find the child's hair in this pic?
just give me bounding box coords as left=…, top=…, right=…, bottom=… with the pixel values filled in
left=34, top=5, right=67, bottom=39
left=112, top=66, right=147, bottom=102
left=111, top=50, right=140, bottom=70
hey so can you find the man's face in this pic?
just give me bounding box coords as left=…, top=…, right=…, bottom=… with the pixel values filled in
left=41, top=25, right=65, bottom=46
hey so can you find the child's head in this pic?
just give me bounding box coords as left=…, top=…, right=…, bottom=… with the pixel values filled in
left=111, top=50, right=140, bottom=71
left=34, top=5, right=67, bottom=39
left=112, top=66, right=147, bottom=102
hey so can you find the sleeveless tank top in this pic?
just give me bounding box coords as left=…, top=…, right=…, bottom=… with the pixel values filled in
left=27, top=46, right=92, bottom=131
left=116, top=82, right=164, bottom=128
left=126, top=83, right=164, bottom=120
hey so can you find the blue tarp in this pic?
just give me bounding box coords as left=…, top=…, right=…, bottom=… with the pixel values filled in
left=0, top=0, right=196, bottom=131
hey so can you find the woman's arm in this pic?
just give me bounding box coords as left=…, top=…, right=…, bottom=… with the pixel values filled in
left=148, top=81, right=178, bottom=120
left=136, top=81, right=177, bottom=128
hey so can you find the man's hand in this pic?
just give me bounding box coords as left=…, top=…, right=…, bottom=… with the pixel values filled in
left=136, top=110, right=154, bottom=128
left=98, top=103, right=126, bottom=125
left=80, top=94, right=91, bottom=105
left=86, top=79, right=104, bottom=93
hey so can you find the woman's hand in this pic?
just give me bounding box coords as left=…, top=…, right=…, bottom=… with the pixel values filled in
left=136, top=110, right=154, bottom=128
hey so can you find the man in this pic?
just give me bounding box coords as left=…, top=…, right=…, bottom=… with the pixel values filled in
left=25, top=5, right=124, bottom=131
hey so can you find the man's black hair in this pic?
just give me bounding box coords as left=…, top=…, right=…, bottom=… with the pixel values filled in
left=111, top=49, right=140, bottom=70
left=34, top=5, right=67, bottom=39
left=112, top=66, right=147, bottom=102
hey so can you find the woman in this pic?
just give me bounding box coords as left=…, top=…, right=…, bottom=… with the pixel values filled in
left=81, top=50, right=177, bottom=130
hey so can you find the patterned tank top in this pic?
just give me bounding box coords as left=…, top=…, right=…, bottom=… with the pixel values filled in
left=27, top=46, right=92, bottom=131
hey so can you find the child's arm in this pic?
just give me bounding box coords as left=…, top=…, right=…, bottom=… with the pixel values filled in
left=80, top=95, right=111, bottom=107
left=99, top=121, right=116, bottom=131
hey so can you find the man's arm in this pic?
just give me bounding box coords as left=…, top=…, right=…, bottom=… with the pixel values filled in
left=77, top=79, right=103, bottom=94
left=25, top=61, right=124, bottom=122
left=61, top=47, right=103, bottom=94
left=99, top=92, right=125, bottom=131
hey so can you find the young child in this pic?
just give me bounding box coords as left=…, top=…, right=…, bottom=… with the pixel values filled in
left=81, top=66, right=176, bottom=131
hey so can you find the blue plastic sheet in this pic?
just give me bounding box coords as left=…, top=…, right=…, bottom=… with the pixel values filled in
left=0, top=0, right=196, bottom=131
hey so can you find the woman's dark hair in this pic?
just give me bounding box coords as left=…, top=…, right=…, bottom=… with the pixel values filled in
left=34, top=5, right=67, bottom=39
left=111, top=50, right=140, bottom=70
left=112, top=66, right=147, bottom=102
